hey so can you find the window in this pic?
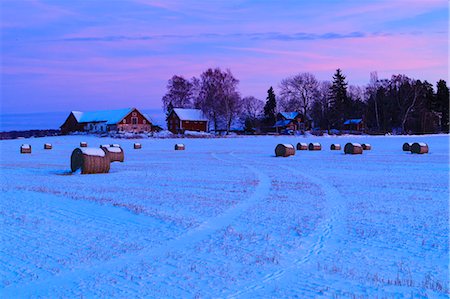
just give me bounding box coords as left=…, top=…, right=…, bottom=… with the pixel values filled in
left=123, top=119, right=126, bottom=124
left=132, top=117, right=138, bottom=125
left=143, top=119, right=146, bottom=124
left=132, top=112, right=137, bottom=116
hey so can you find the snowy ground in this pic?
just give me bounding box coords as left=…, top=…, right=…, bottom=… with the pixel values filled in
left=0, top=134, right=448, bottom=298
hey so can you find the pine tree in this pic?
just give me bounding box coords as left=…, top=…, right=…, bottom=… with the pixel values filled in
left=329, top=69, right=349, bottom=129
left=165, top=101, right=174, bottom=127
left=263, top=86, right=277, bottom=127
left=436, top=80, right=449, bottom=132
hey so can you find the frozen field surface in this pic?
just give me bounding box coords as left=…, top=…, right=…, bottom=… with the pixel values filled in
left=0, top=135, right=448, bottom=298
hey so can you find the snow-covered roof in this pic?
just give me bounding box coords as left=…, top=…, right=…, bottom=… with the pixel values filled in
left=74, top=108, right=134, bottom=125
left=280, top=112, right=299, bottom=120
left=344, top=119, right=363, bottom=125
left=274, top=119, right=293, bottom=127
left=173, top=108, right=208, bottom=121
left=72, top=111, right=83, bottom=122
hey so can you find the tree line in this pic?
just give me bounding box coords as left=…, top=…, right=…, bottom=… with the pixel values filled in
left=162, top=67, right=449, bottom=134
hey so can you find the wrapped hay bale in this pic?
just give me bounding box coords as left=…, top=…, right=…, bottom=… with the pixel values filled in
left=71, top=148, right=110, bottom=174
left=175, top=144, right=185, bottom=150
left=296, top=142, right=308, bottom=150
left=44, top=143, right=52, bottom=150
left=402, top=142, right=412, bottom=151
left=411, top=142, right=428, bottom=154
left=100, top=145, right=124, bottom=162
left=308, top=142, right=321, bottom=151
left=344, top=143, right=363, bottom=154
left=362, top=143, right=372, bottom=150
left=20, top=144, right=32, bottom=154
left=80, top=142, right=88, bottom=147
left=330, top=144, right=341, bottom=150
left=275, top=144, right=295, bottom=157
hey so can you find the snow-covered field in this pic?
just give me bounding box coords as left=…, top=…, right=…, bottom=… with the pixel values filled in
left=0, top=135, right=448, bottom=298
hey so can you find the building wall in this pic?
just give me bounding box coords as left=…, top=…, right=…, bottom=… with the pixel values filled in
left=60, top=113, right=84, bottom=134
left=181, top=120, right=207, bottom=132
left=168, top=113, right=181, bottom=133
left=116, top=109, right=152, bottom=133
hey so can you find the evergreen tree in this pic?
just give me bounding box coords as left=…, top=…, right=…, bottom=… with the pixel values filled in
left=436, top=80, right=449, bottom=132
left=166, top=101, right=174, bottom=121
left=329, top=69, right=349, bottom=129
left=263, top=86, right=277, bottom=127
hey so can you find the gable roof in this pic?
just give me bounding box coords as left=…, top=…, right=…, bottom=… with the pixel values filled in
left=279, top=112, right=300, bottom=120
left=274, top=119, right=294, bottom=127
left=73, top=108, right=134, bottom=125
left=344, top=118, right=363, bottom=125
left=173, top=108, right=208, bottom=121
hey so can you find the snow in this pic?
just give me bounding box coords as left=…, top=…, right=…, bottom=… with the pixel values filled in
left=173, top=108, right=208, bottom=121
left=281, top=143, right=294, bottom=148
left=21, top=144, right=31, bottom=149
left=0, top=134, right=448, bottom=298
left=79, top=147, right=106, bottom=157
left=105, top=147, right=122, bottom=153
left=417, top=142, right=428, bottom=146
left=76, top=108, right=134, bottom=125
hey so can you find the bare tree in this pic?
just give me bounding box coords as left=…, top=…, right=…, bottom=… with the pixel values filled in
left=196, top=68, right=241, bottom=133
left=279, top=72, right=319, bottom=117
left=241, top=96, right=264, bottom=132
left=162, top=75, right=194, bottom=111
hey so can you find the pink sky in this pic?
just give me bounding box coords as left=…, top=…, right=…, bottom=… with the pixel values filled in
left=1, top=0, right=448, bottom=114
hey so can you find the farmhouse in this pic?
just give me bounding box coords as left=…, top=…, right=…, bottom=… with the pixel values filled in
left=274, top=112, right=312, bottom=133
left=343, top=118, right=364, bottom=132
left=167, top=108, right=208, bottom=134
left=60, top=108, right=152, bottom=134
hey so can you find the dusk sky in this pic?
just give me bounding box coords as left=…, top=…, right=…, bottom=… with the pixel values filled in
left=1, top=0, right=448, bottom=114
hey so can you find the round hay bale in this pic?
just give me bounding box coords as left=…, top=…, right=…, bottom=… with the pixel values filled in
left=411, top=142, right=428, bottom=154
left=134, top=143, right=142, bottom=149
left=100, top=145, right=124, bottom=162
left=402, top=142, right=412, bottom=151
left=80, top=142, right=88, bottom=147
left=308, top=142, right=321, bottom=151
left=275, top=144, right=295, bottom=157
left=330, top=144, right=341, bottom=150
left=362, top=143, right=372, bottom=150
left=296, top=142, right=308, bottom=150
left=175, top=144, right=185, bottom=150
left=20, top=144, right=32, bottom=154
left=44, top=143, right=52, bottom=150
left=71, top=148, right=110, bottom=174
left=344, top=143, right=363, bottom=155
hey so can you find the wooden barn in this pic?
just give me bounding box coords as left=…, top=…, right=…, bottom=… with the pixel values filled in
left=60, top=108, right=152, bottom=134
left=343, top=119, right=364, bottom=132
left=167, top=108, right=208, bottom=134
left=274, top=112, right=312, bottom=134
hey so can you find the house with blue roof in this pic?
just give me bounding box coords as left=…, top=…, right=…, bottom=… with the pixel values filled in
left=60, top=108, right=152, bottom=134
left=274, top=112, right=312, bottom=133
left=343, top=118, right=364, bottom=132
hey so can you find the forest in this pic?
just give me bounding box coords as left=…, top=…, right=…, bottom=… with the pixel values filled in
left=161, top=68, right=449, bottom=134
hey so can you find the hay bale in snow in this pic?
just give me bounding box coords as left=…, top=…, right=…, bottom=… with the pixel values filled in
left=71, top=148, right=110, bottom=174
left=134, top=143, right=142, bottom=149
left=100, top=145, right=124, bottom=162
left=362, top=143, right=372, bottom=150
left=308, top=143, right=321, bottom=151
left=411, top=142, right=428, bottom=154
left=20, top=144, right=31, bottom=154
left=275, top=144, right=295, bottom=157
left=80, top=142, right=88, bottom=147
left=344, top=143, right=363, bottom=154
left=296, top=142, right=308, bottom=150
left=402, top=142, right=412, bottom=151
left=175, top=144, right=185, bottom=150
left=330, top=144, right=341, bottom=150
left=44, top=143, right=52, bottom=150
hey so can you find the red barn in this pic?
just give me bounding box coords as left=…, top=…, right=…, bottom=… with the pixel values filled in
left=167, top=108, right=208, bottom=134
left=60, top=108, right=152, bottom=134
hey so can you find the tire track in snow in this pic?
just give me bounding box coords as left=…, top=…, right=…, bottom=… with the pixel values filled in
left=1, top=152, right=271, bottom=297
left=227, top=152, right=346, bottom=298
